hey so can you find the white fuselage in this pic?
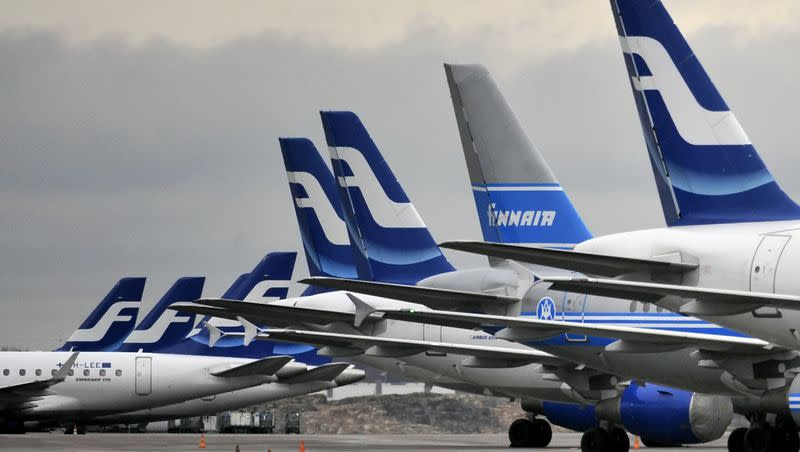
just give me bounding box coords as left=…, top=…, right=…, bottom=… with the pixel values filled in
left=576, top=220, right=800, bottom=350
left=1, top=352, right=272, bottom=423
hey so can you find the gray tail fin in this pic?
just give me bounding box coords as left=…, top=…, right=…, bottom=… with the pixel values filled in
left=444, top=63, right=592, bottom=248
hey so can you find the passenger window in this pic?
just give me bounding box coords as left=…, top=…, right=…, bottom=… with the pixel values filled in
left=68, top=370, right=74, bottom=376
left=2, top=369, right=8, bottom=376
left=628, top=301, right=637, bottom=312
left=35, top=369, right=41, bottom=377
left=19, top=369, right=25, bottom=376
left=643, top=303, right=651, bottom=313
left=100, top=369, right=106, bottom=377
left=115, top=370, right=122, bottom=377
left=83, top=369, right=90, bottom=377
left=51, top=369, right=56, bottom=376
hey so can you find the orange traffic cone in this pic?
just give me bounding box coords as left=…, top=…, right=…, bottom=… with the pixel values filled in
left=299, top=439, right=306, bottom=452
left=198, top=433, right=206, bottom=449
left=633, top=436, right=640, bottom=449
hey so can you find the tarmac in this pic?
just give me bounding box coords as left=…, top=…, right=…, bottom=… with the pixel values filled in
left=0, top=432, right=731, bottom=451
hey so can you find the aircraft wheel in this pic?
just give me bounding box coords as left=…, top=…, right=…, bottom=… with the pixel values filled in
left=770, top=423, right=799, bottom=452
left=529, top=418, right=552, bottom=447
left=508, top=418, right=533, bottom=447
left=581, top=427, right=610, bottom=452
left=727, top=427, right=747, bottom=452
left=744, top=423, right=773, bottom=452
left=609, top=427, right=629, bottom=452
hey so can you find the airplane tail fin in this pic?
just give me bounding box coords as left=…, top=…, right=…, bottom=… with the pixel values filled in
left=220, top=274, right=248, bottom=300
left=611, top=0, right=800, bottom=225
left=444, top=63, right=592, bottom=248
left=231, top=252, right=297, bottom=301
left=321, top=111, right=455, bottom=285
left=56, top=277, right=146, bottom=352
left=117, top=276, right=205, bottom=352
left=279, top=137, right=360, bottom=282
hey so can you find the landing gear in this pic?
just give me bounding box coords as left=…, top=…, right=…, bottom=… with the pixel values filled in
left=727, top=427, right=747, bottom=452
left=508, top=417, right=553, bottom=448
left=769, top=421, right=800, bottom=452
left=581, top=428, right=609, bottom=452
left=580, top=427, right=629, bottom=452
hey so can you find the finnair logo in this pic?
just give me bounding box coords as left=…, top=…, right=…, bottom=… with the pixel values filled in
left=67, top=302, right=139, bottom=343
left=124, top=311, right=193, bottom=344
left=286, top=171, right=349, bottom=246
left=537, top=297, right=556, bottom=321
left=487, top=203, right=555, bottom=228
left=621, top=35, right=750, bottom=146
left=329, top=146, right=425, bottom=229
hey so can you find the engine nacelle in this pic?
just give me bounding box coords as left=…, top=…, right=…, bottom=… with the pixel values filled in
left=788, top=373, right=800, bottom=427
left=597, top=382, right=733, bottom=445
left=540, top=402, right=598, bottom=432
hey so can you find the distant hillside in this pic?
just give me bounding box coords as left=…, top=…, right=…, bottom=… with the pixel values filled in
left=255, top=393, right=554, bottom=435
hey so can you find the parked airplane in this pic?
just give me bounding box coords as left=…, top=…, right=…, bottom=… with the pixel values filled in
left=269, top=2, right=800, bottom=451
left=88, top=253, right=363, bottom=426
left=175, top=111, right=753, bottom=450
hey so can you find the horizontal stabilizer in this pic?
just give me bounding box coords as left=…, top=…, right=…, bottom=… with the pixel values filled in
left=171, top=299, right=355, bottom=326
left=279, top=362, right=353, bottom=384
left=543, top=276, right=800, bottom=315
left=210, top=355, right=294, bottom=378
left=440, top=241, right=697, bottom=277
left=260, top=328, right=564, bottom=367
left=300, top=277, right=518, bottom=309
left=369, top=308, right=772, bottom=354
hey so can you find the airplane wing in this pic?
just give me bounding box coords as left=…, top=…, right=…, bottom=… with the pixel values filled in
left=0, top=352, right=80, bottom=412
left=251, top=327, right=569, bottom=367
left=439, top=241, right=697, bottom=277
left=209, top=355, right=295, bottom=378
left=358, top=304, right=775, bottom=355
left=543, top=276, right=800, bottom=315
left=299, top=277, right=518, bottom=308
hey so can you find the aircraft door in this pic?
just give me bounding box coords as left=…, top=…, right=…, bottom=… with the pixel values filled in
left=423, top=324, right=445, bottom=356
left=558, top=283, right=587, bottom=342
left=751, top=235, right=790, bottom=293
left=135, top=357, right=152, bottom=396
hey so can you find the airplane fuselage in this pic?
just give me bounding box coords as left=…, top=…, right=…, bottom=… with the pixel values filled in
left=0, top=351, right=272, bottom=423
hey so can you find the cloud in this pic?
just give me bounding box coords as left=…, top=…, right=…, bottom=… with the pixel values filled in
left=0, top=2, right=799, bottom=348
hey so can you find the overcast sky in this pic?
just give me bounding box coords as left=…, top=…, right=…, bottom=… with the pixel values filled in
left=2, top=1, right=799, bottom=349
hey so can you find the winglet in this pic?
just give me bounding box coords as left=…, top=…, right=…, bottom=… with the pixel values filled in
left=346, top=292, right=377, bottom=327
left=204, top=322, right=223, bottom=348
left=53, top=352, right=80, bottom=382
left=236, top=316, right=259, bottom=346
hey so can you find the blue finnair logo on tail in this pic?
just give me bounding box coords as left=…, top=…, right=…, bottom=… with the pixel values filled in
left=473, top=183, right=591, bottom=248
left=117, top=277, right=204, bottom=352
left=279, top=137, right=357, bottom=279
left=57, top=277, right=146, bottom=352
left=321, top=111, right=454, bottom=284
left=613, top=0, right=800, bottom=225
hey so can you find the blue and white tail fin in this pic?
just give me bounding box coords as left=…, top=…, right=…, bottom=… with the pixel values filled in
left=117, top=277, right=205, bottom=353
left=321, top=111, right=455, bottom=284
left=56, top=277, right=146, bottom=352
left=220, top=274, right=248, bottom=299
left=235, top=251, right=297, bottom=301
left=444, top=64, right=592, bottom=248
left=171, top=252, right=326, bottom=361
left=279, top=138, right=359, bottom=284
left=611, top=0, right=800, bottom=226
